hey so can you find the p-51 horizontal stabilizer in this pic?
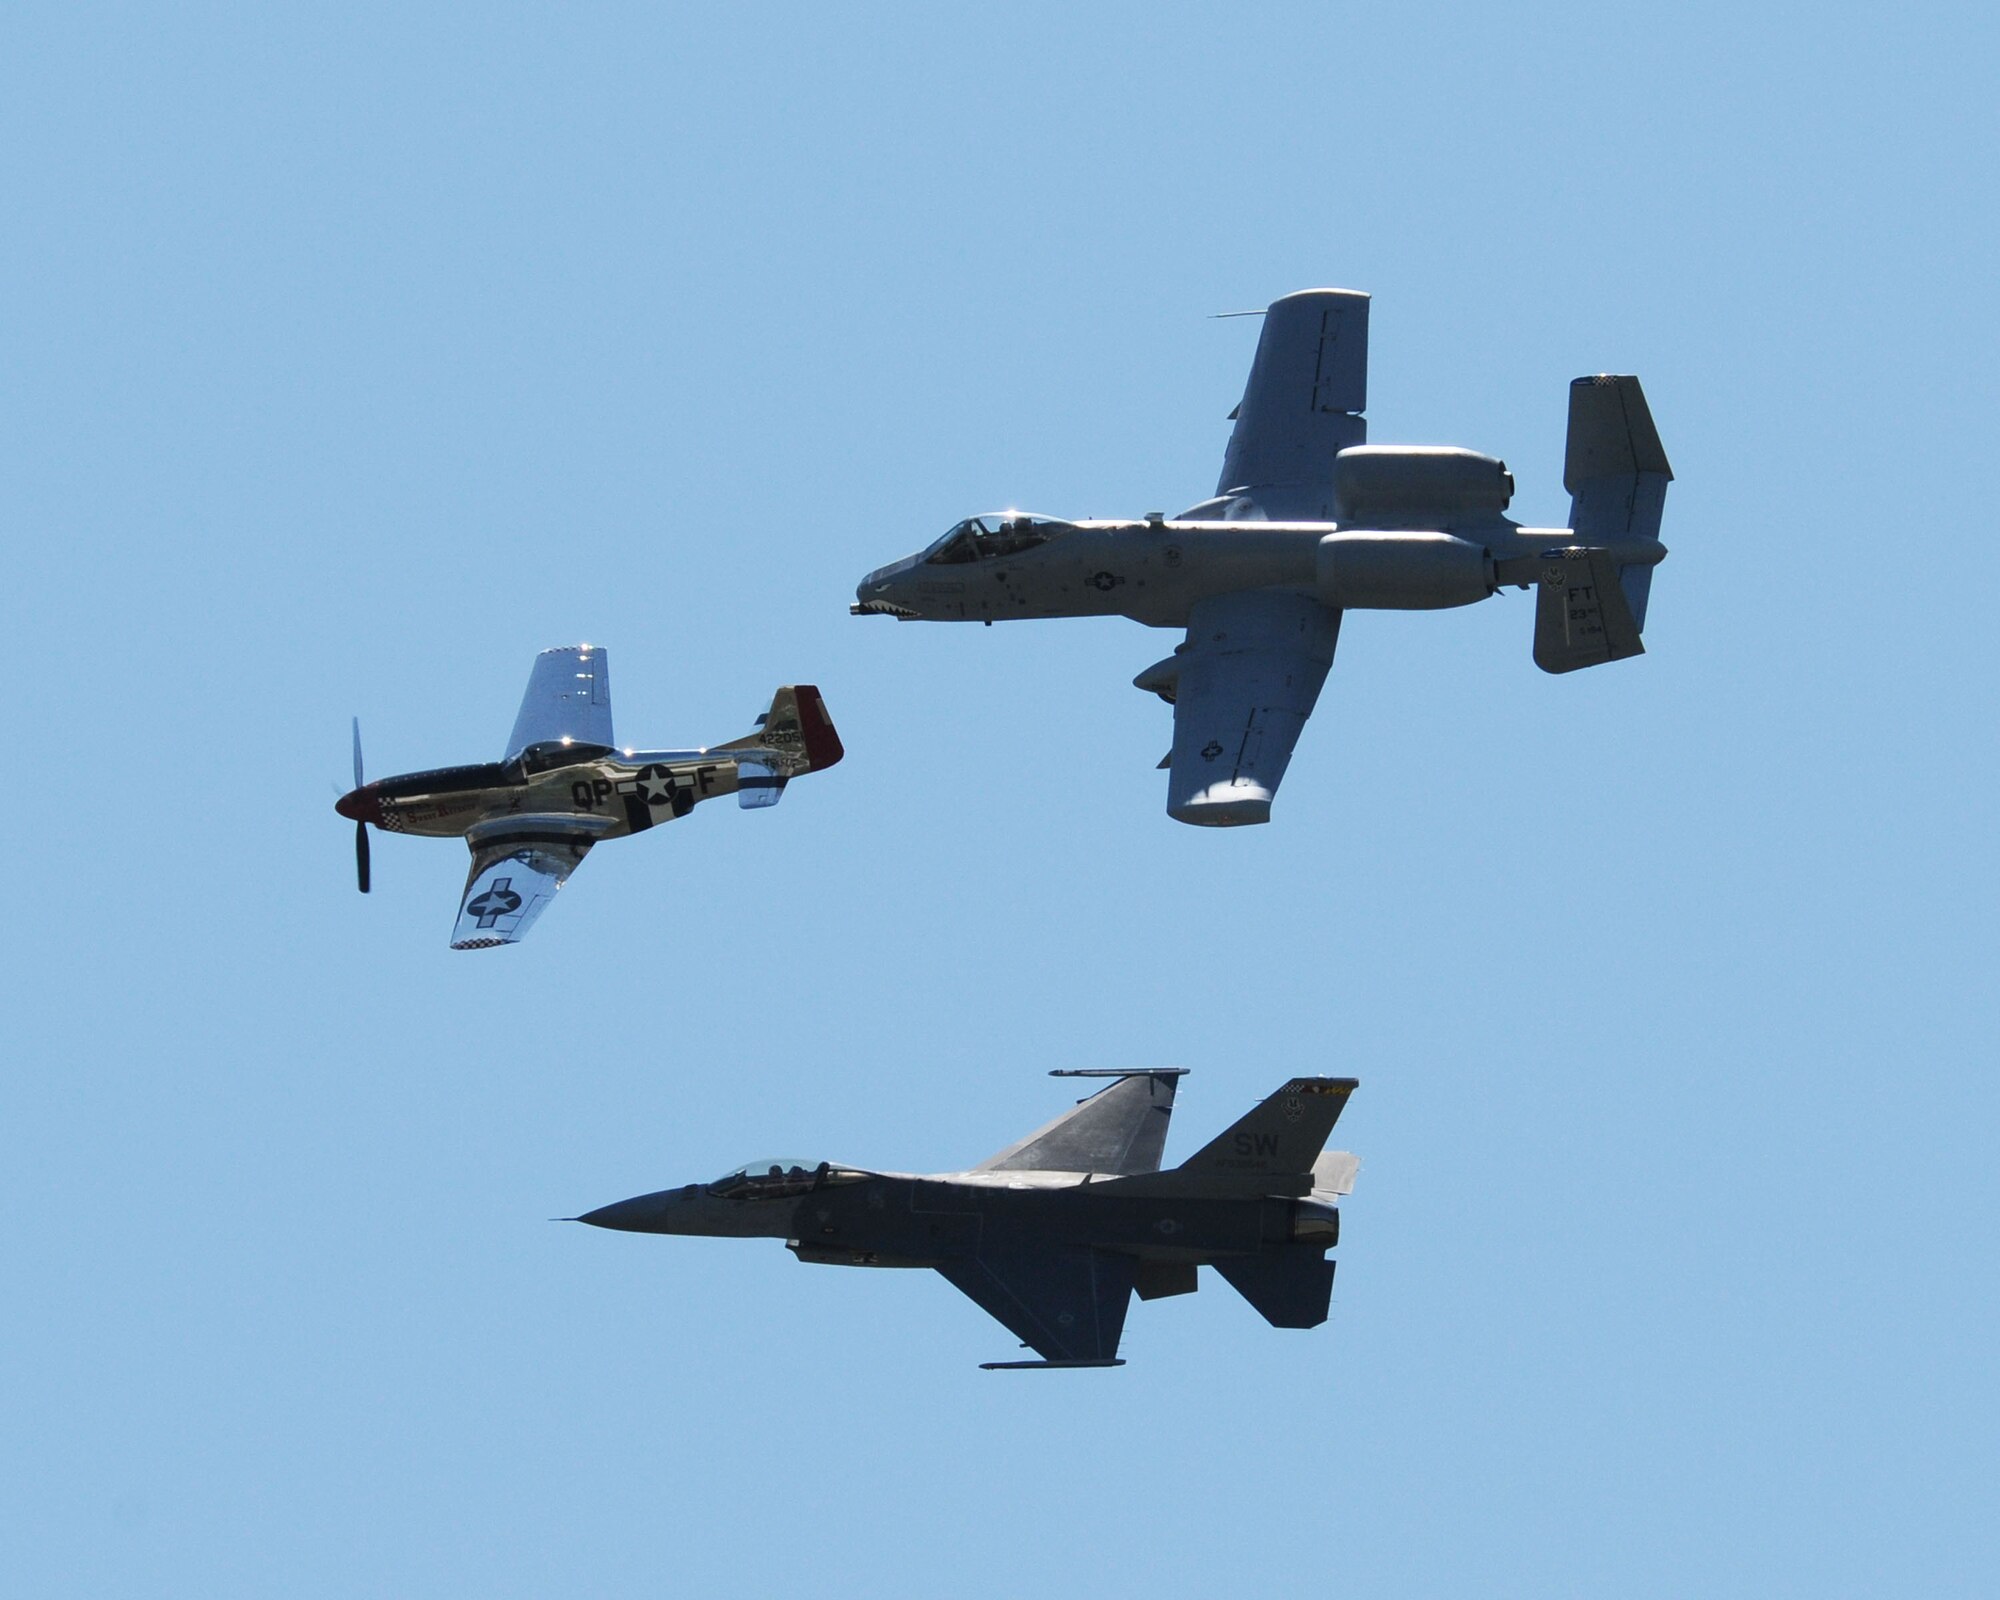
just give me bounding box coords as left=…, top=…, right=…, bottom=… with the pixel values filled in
left=736, top=758, right=786, bottom=809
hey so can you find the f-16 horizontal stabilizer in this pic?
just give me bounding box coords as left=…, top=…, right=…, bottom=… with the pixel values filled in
left=1177, top=1077, right=1359, bottom=1181
left=1214, top=1249, right=1336, bottom=1329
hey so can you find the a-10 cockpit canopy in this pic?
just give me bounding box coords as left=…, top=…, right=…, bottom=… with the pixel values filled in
left=707, top=1159, right=869, bottom=1200
left=923, top=512, right=1070, bottom=565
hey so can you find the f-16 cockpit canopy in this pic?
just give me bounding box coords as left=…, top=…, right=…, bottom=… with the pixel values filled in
left=923, top=512, right=1070, bottom=565
left=707, top=1158, right=868, bottom=1200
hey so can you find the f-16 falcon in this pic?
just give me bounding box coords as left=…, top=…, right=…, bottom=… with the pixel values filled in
left=574, top=1070, right=1359, bottom=1368
left=853, top=288, right=1673, bottom=825
left=336, top=646, right=842, bottom=949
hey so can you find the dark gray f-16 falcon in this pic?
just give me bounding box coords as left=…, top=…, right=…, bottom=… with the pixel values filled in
left=853, top=288, right=1673, bottom=826
left=576, top=1070, right=1359, bottom=1368
left=336, top=646, right=842, bottom=949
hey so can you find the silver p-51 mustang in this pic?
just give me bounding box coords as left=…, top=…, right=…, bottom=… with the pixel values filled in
left=854, top=288, right=1673, bottom=826
left=575, top=1069, right=1359, bottom=1368
left=336, top=646, right=842, bottom=948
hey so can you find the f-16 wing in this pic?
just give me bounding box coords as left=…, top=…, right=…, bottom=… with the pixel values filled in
left=1203, top=288, right=1369, bottom=522
left=505, top=645, right=613, bottom=761
left=1161, top=591, right=1341, bottom=827
left=941, top=1246, right=1138, bottom=1368
left=450, top=820, right=605, bottom=949
left=973, top=1071, right=1180, bottom=1176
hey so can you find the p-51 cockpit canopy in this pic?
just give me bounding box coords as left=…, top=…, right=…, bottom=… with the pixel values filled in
left=923, top=512, right=1070, bottom=566
left=503, top=738, right=618, bottom=779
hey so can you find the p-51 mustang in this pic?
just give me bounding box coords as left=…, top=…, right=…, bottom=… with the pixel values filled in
left=574, top=1070, right=1359, bottom=1368
left=854, top=288, right=1673, bottom=826
left=336, top=646, right=842, bottom=949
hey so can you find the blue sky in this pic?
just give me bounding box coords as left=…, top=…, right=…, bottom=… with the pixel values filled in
left=5, top=3, right=1996, bottom=1594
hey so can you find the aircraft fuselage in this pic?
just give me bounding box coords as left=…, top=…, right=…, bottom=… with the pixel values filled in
left=583, top=1168, right=1343, bottom=1269
left=853, top=515, right=1594, bottom=630
left=336, top=748, right=741, bottom=842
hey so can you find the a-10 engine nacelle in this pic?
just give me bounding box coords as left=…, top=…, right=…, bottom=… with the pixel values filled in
left=1331, top=445, right=1514, bottom=525
left=1315, top=445, right=1514, bottom=611
left=1316, top=529, right=1495, bottom=610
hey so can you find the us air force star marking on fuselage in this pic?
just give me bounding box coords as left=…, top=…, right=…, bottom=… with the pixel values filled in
left=572, top=1070, right=1362, bottom=1369
left=852, top=289, right=1674, bottom=826
left=336, top=647, right=844, bottom=949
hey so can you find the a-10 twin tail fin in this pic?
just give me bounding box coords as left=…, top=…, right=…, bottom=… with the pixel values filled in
left=1516, top=374, right=1674, bottom=674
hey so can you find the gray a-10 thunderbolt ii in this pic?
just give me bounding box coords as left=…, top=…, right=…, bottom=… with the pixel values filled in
left=335, top=645, right=842, bottom=948
left=575, top=1070, right=1359, bottom=1367
left=853, top=288, right=1673, bottom=826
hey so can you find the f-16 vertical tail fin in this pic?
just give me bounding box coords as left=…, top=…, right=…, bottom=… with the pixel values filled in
left=1175, top=1077, right=1358, bottom=1182
left=1543, top=373, right=1673, bottom=667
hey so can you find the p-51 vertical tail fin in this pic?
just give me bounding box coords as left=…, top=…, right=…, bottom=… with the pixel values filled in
left=716, top=685, right=844, bottom=808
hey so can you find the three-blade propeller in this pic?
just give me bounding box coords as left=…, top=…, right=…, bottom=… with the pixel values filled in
left=352, top=717, right=371, bottom=894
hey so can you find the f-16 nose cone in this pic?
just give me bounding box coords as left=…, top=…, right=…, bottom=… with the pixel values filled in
left=576, top=1192, right=675, bottom=1233
left=334, top=786, right=381, bottom=823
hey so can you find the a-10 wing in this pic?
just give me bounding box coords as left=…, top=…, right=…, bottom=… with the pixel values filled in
left=1163, top=591, right=1341, bottom=827
left=1206, top=288, right=1369, bottom=522
left=1155, top=291, right=1368, bottom=823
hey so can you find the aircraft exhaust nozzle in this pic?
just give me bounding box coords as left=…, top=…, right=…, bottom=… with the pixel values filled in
left=1290, top=1199, right=1341, bottom=1245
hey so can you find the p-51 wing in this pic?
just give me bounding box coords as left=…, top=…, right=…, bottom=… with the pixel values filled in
left=450, top=824, right=601, bottom=950
left=505, top=645, right=613, bottom=761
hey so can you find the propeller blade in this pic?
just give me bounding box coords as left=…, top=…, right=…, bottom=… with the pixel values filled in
left=355, top=819, right=371, bottom=894
left=351, top=716, right=365, bottom=789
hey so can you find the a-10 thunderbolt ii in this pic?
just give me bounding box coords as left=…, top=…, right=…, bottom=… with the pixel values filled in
left=574, top=1070, right=1359, bottom=1367
left=335, top=645, right=842, bottom=948
left=852, top=288, right=1673, bottom=825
